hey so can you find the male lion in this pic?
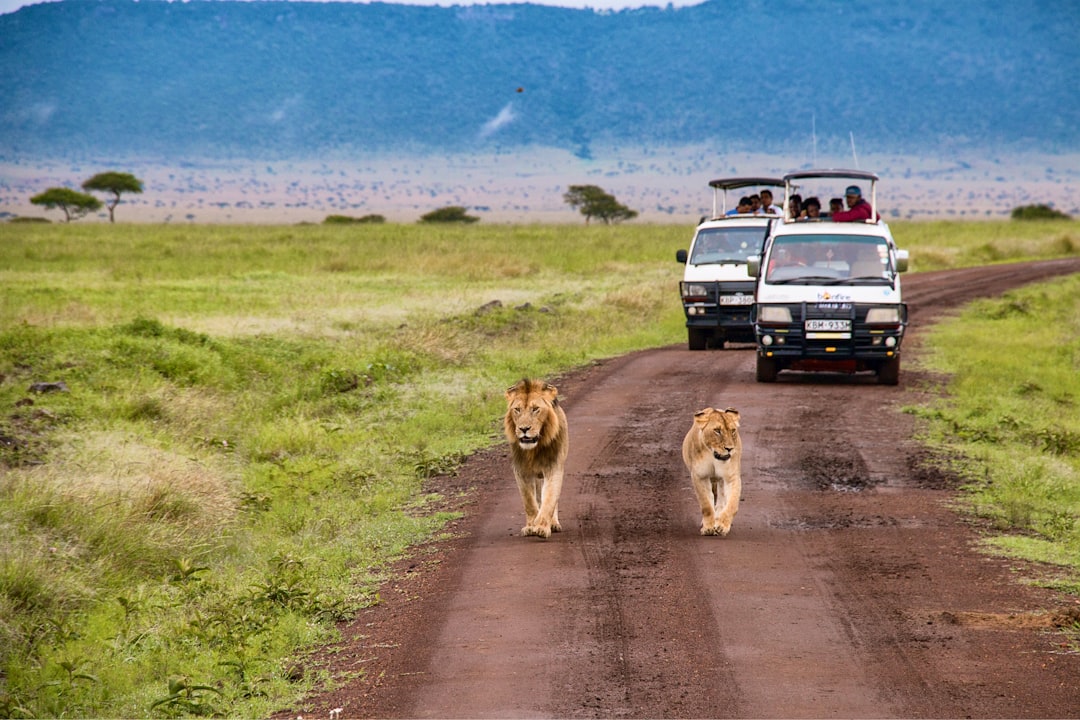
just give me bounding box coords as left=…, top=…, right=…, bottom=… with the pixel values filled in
left=681, top=407, right=742, bottom=536
left=504, top=378, right=569, bottom=539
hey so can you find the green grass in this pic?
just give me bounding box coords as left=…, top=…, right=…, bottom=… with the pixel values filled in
left=0, top=219, right=1078, bottom=717
left=909, top=273, right=1080, bottom=594
left=0, top=222, right=688, bottom=718
left=895, top=219, right=1080, bottom=271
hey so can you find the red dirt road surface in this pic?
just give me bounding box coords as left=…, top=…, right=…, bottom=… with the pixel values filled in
left=286, top=259, right=1080, bottom=719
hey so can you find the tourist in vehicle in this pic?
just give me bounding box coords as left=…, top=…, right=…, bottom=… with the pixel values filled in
left=759, top=189, right=782, bottom=215
left=788, top=193, right=802, bottom=219
left=847, top=243, right=886, bottom=278
left=832, top=185, right=878, bottom=222
left=799, top=196, right=822, bottom=219
left=726, top=196, right=753, bottom=215
left=767, top=246, right=801, bottom=274
left=828, top=197, right=843, bottom=217
left=748, top=194, right=763, bottom=214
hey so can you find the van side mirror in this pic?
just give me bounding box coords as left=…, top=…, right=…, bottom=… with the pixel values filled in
left=895, top=249, right=909, bottom=273
left=676, top=249, right=688, bottom=263
left=747, top=255, right=760, bottom=277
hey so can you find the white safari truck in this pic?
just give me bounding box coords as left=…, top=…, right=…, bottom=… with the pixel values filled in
left=676, top=177, right=783, bottom=350
left=748, top=170, right=910, bottom=384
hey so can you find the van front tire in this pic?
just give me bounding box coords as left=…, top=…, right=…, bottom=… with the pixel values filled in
left=688, top=329, right=709, bottom=351
left=877, top=357, right=900, bottom=385
left=756, top=355, right=778, bottom=382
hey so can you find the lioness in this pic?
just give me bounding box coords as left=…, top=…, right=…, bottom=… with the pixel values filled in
left=504, top=378, right=569, bottom=539
left=681, top=407, right=742, bottom=536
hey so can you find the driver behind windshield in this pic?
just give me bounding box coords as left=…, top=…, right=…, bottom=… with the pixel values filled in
left=692, top=230, right=753, bottom=261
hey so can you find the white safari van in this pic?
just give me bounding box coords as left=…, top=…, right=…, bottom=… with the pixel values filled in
left=675, top=177, right=783, bottom=350
left=748, top=170, right=910, bottom=384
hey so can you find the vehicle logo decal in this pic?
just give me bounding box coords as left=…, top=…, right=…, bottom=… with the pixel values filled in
left=817, top=291, right=852, bottom=301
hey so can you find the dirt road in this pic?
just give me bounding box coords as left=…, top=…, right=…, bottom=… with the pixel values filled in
left=287, top=258, right=1080, bottom=719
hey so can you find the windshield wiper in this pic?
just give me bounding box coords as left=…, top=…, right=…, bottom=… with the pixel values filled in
left=768, top=275, right=842, bottom=284
left=770, top=275, right=893, bottom=286
left=695, top=259, right=747, bottom=266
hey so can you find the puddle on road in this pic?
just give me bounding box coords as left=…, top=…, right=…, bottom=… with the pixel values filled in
left=798, top=451, right=879, bottom=492
left=768, top=514, right=920, bottom=531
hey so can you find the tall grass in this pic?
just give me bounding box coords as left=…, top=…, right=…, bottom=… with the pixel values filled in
left=0, top=219, right=1078, bottom=717
left=894, top=219, right=1080, bottom=271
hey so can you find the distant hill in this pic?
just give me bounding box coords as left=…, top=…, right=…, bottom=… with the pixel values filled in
left=1, top=0, right=1077, bottom=160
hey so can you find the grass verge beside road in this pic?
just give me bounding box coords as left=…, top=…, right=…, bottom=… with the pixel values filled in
left=0, top=220, right=1078, bottom=717
left=910, top=273, right=1080, bottom=594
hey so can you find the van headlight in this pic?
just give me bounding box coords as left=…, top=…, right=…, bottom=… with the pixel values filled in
left=682, top=284, right=709, bottom=300
left=758, top=306, right=792, bottom=323
left=866, top=307, right=900, bottom=324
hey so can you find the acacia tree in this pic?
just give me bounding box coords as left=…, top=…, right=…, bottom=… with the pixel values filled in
left=30, top=188, right=103, bottom=223
left=562, top=184, right=638, bottom=225
left=82, top=171, right=144, bottom=223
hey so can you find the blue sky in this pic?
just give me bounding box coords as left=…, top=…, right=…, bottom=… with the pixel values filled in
left=1, top=0, right=704, bottom=14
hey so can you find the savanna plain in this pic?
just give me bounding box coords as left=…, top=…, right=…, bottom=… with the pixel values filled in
left=1, top=219, right=1079, bottom=718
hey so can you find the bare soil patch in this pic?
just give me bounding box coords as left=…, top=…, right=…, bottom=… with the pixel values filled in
left=282, top=258, right=1080, bottom=719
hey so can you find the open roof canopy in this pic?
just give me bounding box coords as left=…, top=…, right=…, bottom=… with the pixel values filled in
left=782, top=169, right=880, bottom=183
left=708, top=177, right=784, bottom=191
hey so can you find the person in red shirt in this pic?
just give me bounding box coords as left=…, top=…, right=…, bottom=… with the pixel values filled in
left=832, top=185, right=878, bottom=222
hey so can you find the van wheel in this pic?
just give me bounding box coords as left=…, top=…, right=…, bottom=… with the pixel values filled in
left=688, top=330, right=709, bottom=351
left=756, top=355, right=778, bottom=383
left=877, top=357, right=900, bottom=385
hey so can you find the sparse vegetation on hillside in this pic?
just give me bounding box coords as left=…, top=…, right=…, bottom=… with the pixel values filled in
left=0, top=2, right=1074, bottom=157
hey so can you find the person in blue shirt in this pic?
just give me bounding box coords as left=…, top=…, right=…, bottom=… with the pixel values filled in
left=726, top=196, right=753, bottom=215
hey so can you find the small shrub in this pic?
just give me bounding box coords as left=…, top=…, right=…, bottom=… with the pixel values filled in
left=318, top=368, right=360, bottom=395
left=120, top=318, right=213, bottom=347
left=121, top=396, right=167, bottom=421
left=418, top=206, right=479, bottom=224
left=1011, top=204, right=1071, bottom=220
left=1050, top=234, right=1078, bottom=254
left=149, top=677, right=222, bottom=717
left=323, top=214, right=385, bottom=224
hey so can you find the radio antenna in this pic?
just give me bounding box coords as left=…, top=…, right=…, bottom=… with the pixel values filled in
left=849, top=131, right=859, bottom=169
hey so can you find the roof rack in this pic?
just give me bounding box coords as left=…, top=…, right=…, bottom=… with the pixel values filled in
left=707, top=177, right=784, bottom=218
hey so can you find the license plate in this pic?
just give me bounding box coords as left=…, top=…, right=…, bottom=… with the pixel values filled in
left=719, top=294, right=753, bottom=306
left=805, top=319, right=851, bottom=332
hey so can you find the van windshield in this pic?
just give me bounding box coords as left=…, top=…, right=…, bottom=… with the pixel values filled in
left=689, top=226, right=768, bottom=264
left=765, top=235, right=892, bottom=284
